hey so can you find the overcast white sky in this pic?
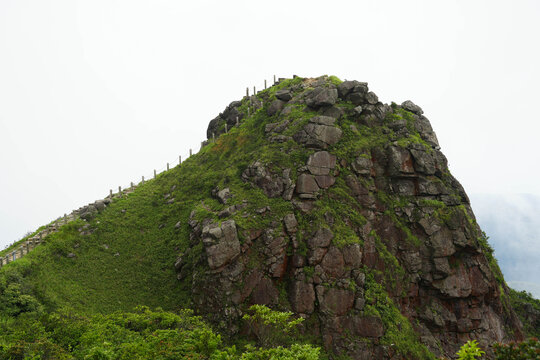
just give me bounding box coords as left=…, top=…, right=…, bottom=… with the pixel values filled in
left=1, top=0, right=539, bottom=249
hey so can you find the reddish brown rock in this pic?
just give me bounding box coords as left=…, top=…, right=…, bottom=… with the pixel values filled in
left=251, top=277, right=279, bottom=306
left=290, top=280, right=315, bottom=314
left=353, top=316, right=384, bottom=338
left=320, top=288, right=355, bottom=316
left=308, top=247, right=328, bottom=265
left=321, top=247, right=345, bottom=278
left=343, top=243, right=363, bottom=268
left=387, top=146, right=414, bottom=176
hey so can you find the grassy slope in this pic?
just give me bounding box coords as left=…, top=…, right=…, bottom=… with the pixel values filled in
left=3, top=79, right=298, bottom=315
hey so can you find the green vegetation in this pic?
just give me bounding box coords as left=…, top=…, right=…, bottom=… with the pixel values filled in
left=0, top=306, right=320, bottom=359
left=363, top=271, right=436, bottom=359
left=508, top=288, right=540, bottom=338
left=456, top=340, right=485, bottom=360
left=0, top=75, right=530, bottom=359
left=242, top=305, right=305, bottom=347
left=493, top=337, right=540, bottom=359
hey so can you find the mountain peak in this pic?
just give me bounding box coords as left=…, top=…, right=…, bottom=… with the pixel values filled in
left=173, top=75, right=524, bottom=358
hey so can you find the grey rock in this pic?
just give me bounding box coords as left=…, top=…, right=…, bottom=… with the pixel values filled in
left=269, top=135, right=292, bottom=143
left=432, top=265, right=472, bottom=298
left=296, top=173, right=319, bottom=195
left=307, top=228, right=334, bottom=249
left=402, top=251, right=422, bottom=273
left=434, top=257, right=451, bottom=276
left=299, top=123, right=343, bottom=149
left=353, top=105, right=363, bottom=114
left=391, top=179, right=416, bottom=196
left=337, top=80, right=360, bottom=98
left=314, top=175, right=335, bottom=189
left=430, top=229, right=456, bottom=257
left=305, top=87, right=338, bottom=108
left=216, top=188, right=232, bottom=204
left=354, top=297, right=366, bottom=310
left=414, top=115, right=440, bottom=147
left=242, top=162, right=285, bottom=198
left=275, top=89, right=293, bottom=101
left=283, top=213, right=298, bottom=234
left=410, top=149, right=436, bottom=175
left=349, top=92, right=365, bottom=106
left=307, top=151, right=336, bottom=175
left=351, top=156, right=372, bottom=176
left=365, top=91, right=379, bottom=105
left=401, top=100, right=424, bottom=115
left=80, top=205, right=98, bottom=221
left=267, top=99, right=285, bottom=116
left=309, top=115, right=336, bottom=126
left=387, top=146, right=414, bottom=176
left=94, top=200, right=106, bottom=211
left=308, top=247, right=328, bottom=265
left=418, top=217, right=442, bottom=236
left=203, top=220, right=241, bottom=270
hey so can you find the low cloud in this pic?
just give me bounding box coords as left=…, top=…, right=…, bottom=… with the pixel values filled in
left=470, top=193, right=540, bottom=298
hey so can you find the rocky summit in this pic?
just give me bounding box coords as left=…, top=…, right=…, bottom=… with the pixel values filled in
left=2, top=75, right=531, bottom=359
left=179, top=75, right=524, bottom=358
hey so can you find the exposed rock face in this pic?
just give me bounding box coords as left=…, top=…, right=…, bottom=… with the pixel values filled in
left=179, top=75, right=523, bottom=359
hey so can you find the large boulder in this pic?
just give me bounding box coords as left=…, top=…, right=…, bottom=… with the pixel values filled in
left=305, top=87, right=338, bottom=108
left=202, top=220, right=241, bottom=270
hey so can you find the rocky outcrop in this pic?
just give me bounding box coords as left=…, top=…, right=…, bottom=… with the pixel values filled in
left=187, top=76, right=523, bottom=359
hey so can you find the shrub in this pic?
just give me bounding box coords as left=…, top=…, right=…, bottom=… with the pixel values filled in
left=493, top=337, right=540, bottom=359
left=242, top=305, right=304, bottom=347
left=456, top=340, right=485, bottom=360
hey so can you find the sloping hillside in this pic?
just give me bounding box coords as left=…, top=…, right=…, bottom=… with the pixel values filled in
left=0, top=75, right=529, bottom=359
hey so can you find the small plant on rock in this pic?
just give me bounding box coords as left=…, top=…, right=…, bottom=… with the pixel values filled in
left=456, top=340, right=485, bottom=360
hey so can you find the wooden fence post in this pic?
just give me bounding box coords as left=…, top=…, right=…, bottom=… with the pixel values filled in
left=264, top=79, right=267, bottom=89
left=142, top=176, right=145, bottom=184
left=110, top=189, right=113, bottom=198
left=179, top=155, right=182, bottom=164
left=118, top=186, right=122, bottom=196
left=274, top=75, right=276, bottom=84
left=189, top=149, right=192, bottom=157
left=167, top=163, right=169, bottom=171
left=246, top=87, right=249, bottom=97
left=130, top=182, right=134, bottom=190
left=212, top=132, right=215, bottom=142
left=253, top=86, right=256, bottom=95
left=154, top=170, right=157, bottom=179
left=225, top=123, right=228, bottom=133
